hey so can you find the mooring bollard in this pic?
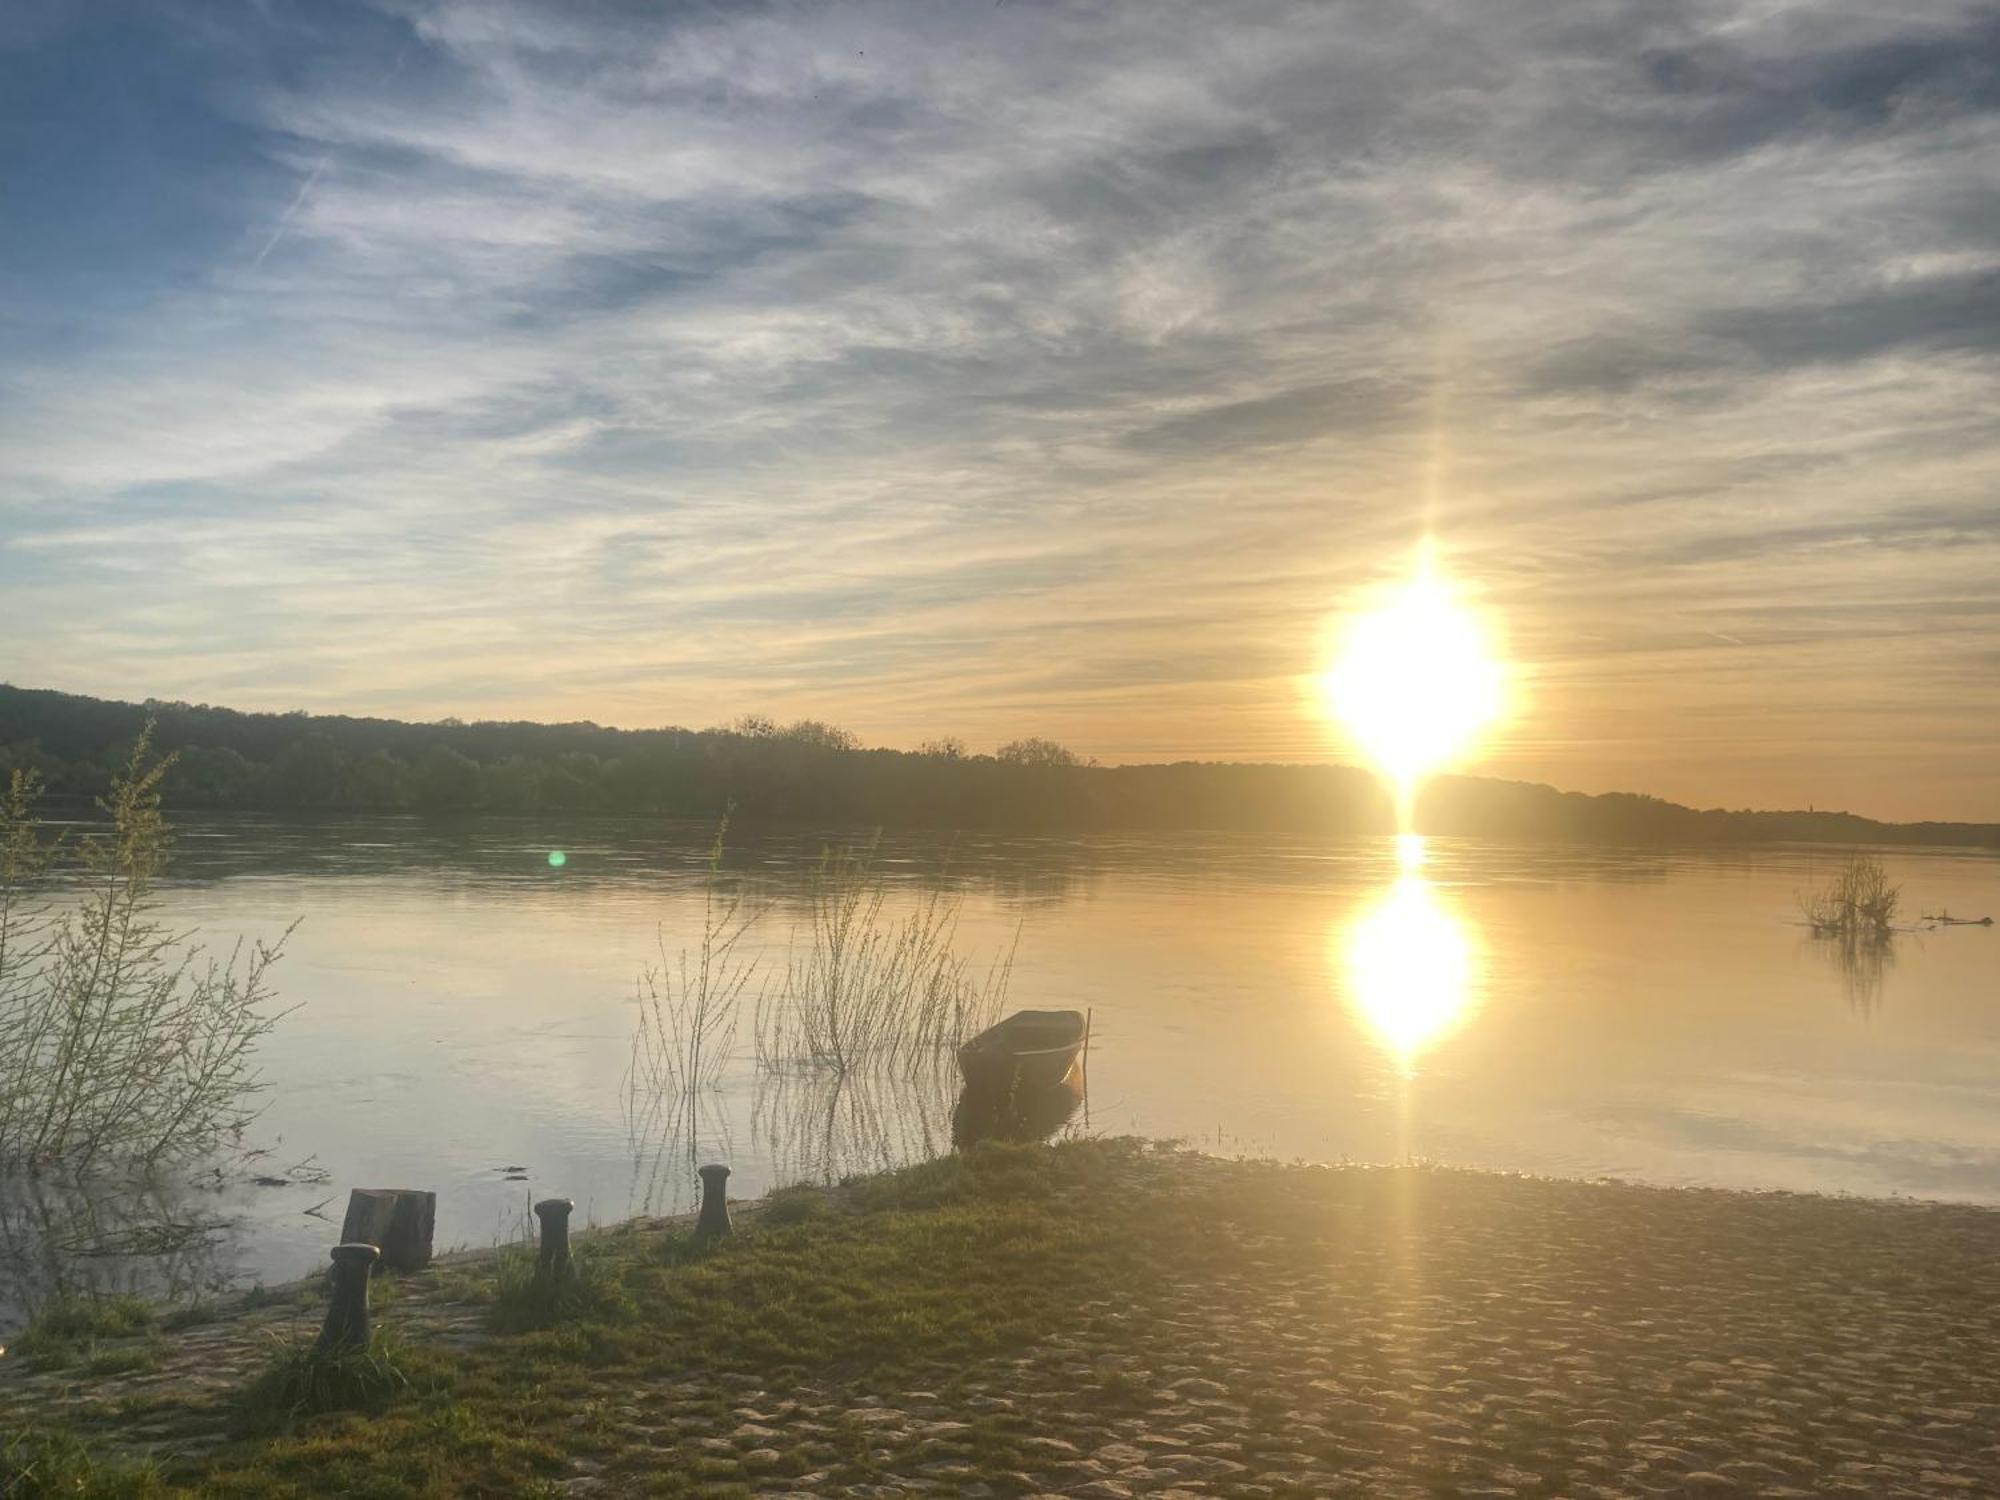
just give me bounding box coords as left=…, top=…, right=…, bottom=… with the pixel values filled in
left=534, top=1197, right=575, bottom=1284
left=695, top=1163, right=732, bottom=1244
left=316, top=1242, right=381, bottom=1355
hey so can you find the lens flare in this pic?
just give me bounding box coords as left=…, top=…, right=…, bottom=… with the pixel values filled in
left=1320, top=547, right=1508, bottom=819
left=547, top=850, right=567, bottom=868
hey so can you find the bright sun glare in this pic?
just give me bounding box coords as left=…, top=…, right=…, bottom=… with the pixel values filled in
left=1341, top=859, right=1479, bottom=1072
left=1320, top=548, right=1507, bottom=815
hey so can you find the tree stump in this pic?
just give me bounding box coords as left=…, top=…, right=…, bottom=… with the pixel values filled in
left=339, top=1188, right=436, bottom=1272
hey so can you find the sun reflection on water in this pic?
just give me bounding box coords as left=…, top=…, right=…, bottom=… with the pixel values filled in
left=1340, top=838, right=1480, bottom=1073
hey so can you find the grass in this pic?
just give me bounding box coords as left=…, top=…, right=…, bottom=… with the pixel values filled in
left=6, top=1139, right=2000, bottom=1497
left=0, top=1426, right=162, bottom=1498
left=10, top=1294, right=156, bottom=1368
left=157, top=1304, right=219, bottom=1333
left=81, top=1344, right=161, bottom=1379
left=6, top=1142, right=1180, bottom=1494
left=760, top=1182, right=828, bottom=1226
left=484, top=1243, right=636, bottom=1334
left=233, top=1330, right=438, bottom=1436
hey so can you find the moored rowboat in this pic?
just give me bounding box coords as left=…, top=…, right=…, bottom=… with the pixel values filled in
left=957, top=1008, right=1087, bottom=1094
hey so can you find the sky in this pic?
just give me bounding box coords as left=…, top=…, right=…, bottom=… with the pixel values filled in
left=2, top=1, right=1996, bottom=821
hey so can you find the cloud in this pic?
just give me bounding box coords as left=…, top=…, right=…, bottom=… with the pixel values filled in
left=1121, top=380, right=1414, bottom=456
left=1704, top=268, right=2000, bottom=366
left=0, top=0, right=1997, bottom=818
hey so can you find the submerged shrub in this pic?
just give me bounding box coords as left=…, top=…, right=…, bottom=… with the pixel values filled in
left=1799, top=853, right=1901, bottom=938
left=0, top=729, right=293, bottom=1173
left=755, top=842, right=1014, bottom=1076
left=626, top=818, right=762, bottom=1146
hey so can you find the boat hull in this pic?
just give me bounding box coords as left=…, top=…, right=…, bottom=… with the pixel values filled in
left=956, top=1008, right=1087, bottom=1094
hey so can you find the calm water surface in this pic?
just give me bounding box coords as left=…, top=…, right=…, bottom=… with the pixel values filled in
left=3, top=817, right=1996, bottom=1331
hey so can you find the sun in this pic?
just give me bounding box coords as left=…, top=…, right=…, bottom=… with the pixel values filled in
left=1319, top=546, right=1508, bottom=814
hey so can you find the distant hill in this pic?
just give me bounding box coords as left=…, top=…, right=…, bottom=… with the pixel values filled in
left=1, top=682, right=1993, bottom=848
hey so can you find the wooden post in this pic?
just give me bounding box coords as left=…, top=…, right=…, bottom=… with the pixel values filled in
left=316, top=1242, right=380, bottom=1354
left=695, top=1164, right=732, bottom=1244
left=339, top=1189, right=436, bottom=1273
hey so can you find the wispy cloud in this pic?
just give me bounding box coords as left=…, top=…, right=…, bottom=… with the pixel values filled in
left=0, top=0, right=1996, bottom=818
left=251, top=152, right=331, bottom=270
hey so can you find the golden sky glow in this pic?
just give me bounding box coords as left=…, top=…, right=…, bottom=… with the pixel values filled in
left=2, top=4, right=1995, bottom=821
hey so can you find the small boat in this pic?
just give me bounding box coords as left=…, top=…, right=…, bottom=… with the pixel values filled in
left=957, top=1008, right=1087, bottom=1094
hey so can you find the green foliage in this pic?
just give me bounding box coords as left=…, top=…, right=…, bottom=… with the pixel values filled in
left=486, top=1244, right=635, bottom=1334
left=0, top=1426, right=162, bottom=1498
left=0, top=728, right=292, bottom=1172
left=0, top=1141, right=1352, bottom=1494
left=158, top=1303, right=220, bottom=1332
left=234, top=1330, right=431, bottom=1434
left=9, top=1293, right=156, bottom=1367
left=760, top=1183, right=828, bottom=1226
left=82, top=1344, right=161, bottom=1377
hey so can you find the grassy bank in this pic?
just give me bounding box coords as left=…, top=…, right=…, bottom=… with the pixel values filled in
left=4, top=1140, right=1999, bottom=1496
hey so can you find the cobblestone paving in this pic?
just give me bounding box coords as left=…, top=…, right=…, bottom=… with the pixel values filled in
left=562, top=1166, right=2000, bottom=1498
left=0, top=1255, right=492, bottom=1460
left=5, top=1158, right=1999, bottom=1497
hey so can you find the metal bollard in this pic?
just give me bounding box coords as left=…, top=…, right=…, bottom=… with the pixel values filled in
left=316, top=1242, right=381, bottom=1355
left=534, top=1197, right=575, bottom=1284
left=694, top=1163, right=732, bottom=1244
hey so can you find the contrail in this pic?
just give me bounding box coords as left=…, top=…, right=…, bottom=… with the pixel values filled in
left=251, top=153, right=330, bottom=270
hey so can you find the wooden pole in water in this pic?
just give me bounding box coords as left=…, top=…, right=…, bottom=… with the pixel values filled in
left=1082, top=1007, right=1093, bottom=1133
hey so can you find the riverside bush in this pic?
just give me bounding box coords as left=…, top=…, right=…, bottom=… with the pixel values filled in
left=0, top=729, right=291, bottom=1174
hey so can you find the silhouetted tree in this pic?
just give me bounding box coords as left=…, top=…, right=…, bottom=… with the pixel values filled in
left=996, top=737, right=1081, bottom=768
left=415, top=744, right=483, bottom=811
left=0, top=683, right=1993, bottom=848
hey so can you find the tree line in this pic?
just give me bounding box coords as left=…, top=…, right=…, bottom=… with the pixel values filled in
left=0, top=683, right=1993, bottom=847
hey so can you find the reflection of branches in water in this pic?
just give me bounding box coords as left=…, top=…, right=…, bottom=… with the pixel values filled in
left=624, top=821, right=760, bottom=1218
left=625, top=1077, right=735, bottom=1219
left=752, top=1062, right=962, bottom=1187
left=1813, top=928, right=1897, bottom=1015
left=0, top=1171, right=238, bottom=1332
